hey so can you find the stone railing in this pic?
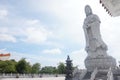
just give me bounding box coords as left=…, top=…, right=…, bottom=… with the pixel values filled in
left=0, top=73, right=65, bottom=78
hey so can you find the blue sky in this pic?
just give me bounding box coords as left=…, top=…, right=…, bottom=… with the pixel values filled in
left=0, top=0, right=120, bottom=68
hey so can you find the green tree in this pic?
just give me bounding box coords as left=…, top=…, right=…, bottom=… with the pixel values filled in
left=0, top=60, right=16, bottom=73
left=5, top=60, right=16, bottom=73
left=26, top=62, right=32, bottom=73
left=57, top=62, right=66, bottom=74
left=16, top=58, right=31, bottom=74
left=53, top=67, right=58, bottom=74
left=31, top=63, right=40, bottom=74
left=0, top=61, right=7, bottom=73
left=40, top=66, right=57, bottom=74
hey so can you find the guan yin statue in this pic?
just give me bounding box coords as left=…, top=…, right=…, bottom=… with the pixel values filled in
left=83, top=5, right=116, bottom=71
left=72, top=5, right=120, bottom=80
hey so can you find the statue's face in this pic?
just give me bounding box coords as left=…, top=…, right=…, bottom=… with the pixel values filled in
left=85, top=5, right=92, bottom=16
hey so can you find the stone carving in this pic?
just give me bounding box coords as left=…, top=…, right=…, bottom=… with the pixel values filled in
left=83, top=5, right=116, bottom=71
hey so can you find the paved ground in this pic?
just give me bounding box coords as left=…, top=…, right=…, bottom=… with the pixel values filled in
left=1, top=77, right=65, bottom=80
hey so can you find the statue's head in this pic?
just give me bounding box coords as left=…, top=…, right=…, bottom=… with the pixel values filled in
left=85, top=5, right=93, bottom=17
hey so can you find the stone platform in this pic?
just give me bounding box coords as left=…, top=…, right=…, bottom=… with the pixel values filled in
left=85, top=55, right=116, bottom=71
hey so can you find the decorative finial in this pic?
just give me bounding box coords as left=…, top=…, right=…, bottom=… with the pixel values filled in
left=67, top=55, right=70, bottom=60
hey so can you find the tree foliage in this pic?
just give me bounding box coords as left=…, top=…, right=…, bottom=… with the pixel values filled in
left=40, top=66, right=58, bottom=74
left=16, top=58, right=32, bottom=74
left=57, top=62, right=66, bottom=74
left=0, top=58, right=69, bottom=74
left=31, top=63, right=40, bottom=74
left=25, top=62, right=32, bottom=73
left=0, top=60, right=16, bottom=73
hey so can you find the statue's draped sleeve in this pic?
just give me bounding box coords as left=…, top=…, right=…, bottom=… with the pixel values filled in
left=83, top=19, right=90, bottom=51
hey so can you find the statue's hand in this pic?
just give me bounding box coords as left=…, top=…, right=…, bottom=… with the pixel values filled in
left=83, top=24, right=90, bottom=29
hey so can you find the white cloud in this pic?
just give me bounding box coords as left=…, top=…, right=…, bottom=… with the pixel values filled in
left=22, top=27, right=52, bottom=44
left=0, top=18, right=53, bottom=44
left=0, top=27, right=9, bottom=33
left=42, top=48, right=62, bottom=54
left=0, top=48, right=7, bottom=53
left=0, top=9, right=8, bottom=19
left=0, top=34, right=16, bottom=42
left=19, top=19, right=53, bottom=44
left=26, top=0, right=94, bottom=45
left=25, top=19, right=39, bottom=25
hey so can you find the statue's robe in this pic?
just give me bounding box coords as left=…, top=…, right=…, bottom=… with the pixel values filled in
left=83, top=14, right=107, bottom=56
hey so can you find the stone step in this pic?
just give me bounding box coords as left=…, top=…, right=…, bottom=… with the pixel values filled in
left=83, top=72, right=92, bottom=79
left=95, top=77, right=107, bottom=80
left=95, top=71, right=107, bottom=80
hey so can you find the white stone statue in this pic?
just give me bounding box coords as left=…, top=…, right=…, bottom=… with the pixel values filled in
left=72, top=5, right=117, bottom=80
left=83, top=5, right=116, bottom=71
left=83, top=5, right=108, bottom=57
